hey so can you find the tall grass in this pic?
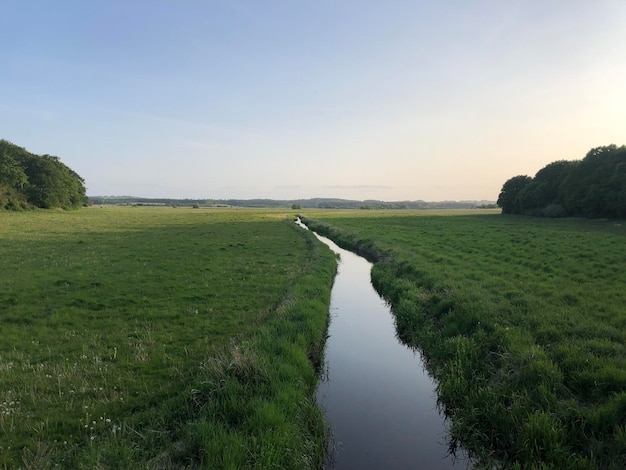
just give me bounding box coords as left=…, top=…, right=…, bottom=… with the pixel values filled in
left=0, top=207, right=336, bottom=468
left=302, top=211, right=626, bottom=469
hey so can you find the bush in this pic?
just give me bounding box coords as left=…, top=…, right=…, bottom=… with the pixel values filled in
left=542, top=203, right=568, bottom=218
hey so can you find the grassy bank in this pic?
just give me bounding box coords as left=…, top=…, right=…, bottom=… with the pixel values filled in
left=0, top=207, right=336, bottom=468
left=302, top=211, right=626, bottom=469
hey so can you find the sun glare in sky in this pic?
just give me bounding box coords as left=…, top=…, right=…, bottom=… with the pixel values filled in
left=2, top=1, right=625, bottom=201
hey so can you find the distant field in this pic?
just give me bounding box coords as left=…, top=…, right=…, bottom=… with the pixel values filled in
left=0, top=207, right=336, bottom=468
left=302, top=210, right=626, bottom=469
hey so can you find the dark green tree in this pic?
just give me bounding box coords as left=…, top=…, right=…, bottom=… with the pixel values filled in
left=515, top=181, right=545, bottom=215
left=497, top=175, right=532, bottom=214
left=498, top=145, right=626, bottom=219
left=560, top=145, right=626, bottom=218
left=0, top=152, right=28, bottom=189
left=512, top=160, right=579, bottom=216
left=0, top=139, right=87, bottom=210
left=534, top=160, right=578, bottom=207
left=0, top=152, right=31, bottom=210
left=22, top=155, right=87, bottom=209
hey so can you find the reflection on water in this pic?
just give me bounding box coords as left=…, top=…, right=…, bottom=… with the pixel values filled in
left=300, top=221, right=470, bottom=469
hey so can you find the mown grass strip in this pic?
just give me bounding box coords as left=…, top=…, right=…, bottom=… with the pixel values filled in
left=302, top=211, right=626, bottom=469
left=0, top=207, right=336, bottom=468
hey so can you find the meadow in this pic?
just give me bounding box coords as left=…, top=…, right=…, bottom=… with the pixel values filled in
left=0, top=207, right=336, bottom=468
left=302, top=210, right=626, bottom=469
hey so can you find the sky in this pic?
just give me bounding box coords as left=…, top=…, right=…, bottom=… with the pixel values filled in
left=2, top=1, right=625, bottom=201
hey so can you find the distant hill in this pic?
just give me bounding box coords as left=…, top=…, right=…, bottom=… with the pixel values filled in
left=0, top=140, right=87, bottom=210
left=88, top=195, right=496, bottom=210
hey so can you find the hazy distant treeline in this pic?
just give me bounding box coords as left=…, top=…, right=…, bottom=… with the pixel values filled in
left=89, top=196, right=496, bottom=210
left=497, top=145, right=626, bottom=218
left=0, top=140, right=87, bottom=210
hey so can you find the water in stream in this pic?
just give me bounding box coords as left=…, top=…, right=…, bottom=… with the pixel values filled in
left=299, top=222, right=470, bottom=469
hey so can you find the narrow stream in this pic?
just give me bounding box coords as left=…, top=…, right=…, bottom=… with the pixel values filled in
left=298, top=220, right=470, bottom=469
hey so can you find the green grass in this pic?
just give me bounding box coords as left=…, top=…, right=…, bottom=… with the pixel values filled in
left=301, top=210, right=626, bottom=469
left=0, top=207, right=336, bottom=468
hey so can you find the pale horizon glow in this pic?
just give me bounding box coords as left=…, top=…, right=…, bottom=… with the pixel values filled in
left=2, top=1, right=625, bottom=201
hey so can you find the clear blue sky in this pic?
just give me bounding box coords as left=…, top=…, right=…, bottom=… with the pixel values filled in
left=2, top=1, right=625, bottom=201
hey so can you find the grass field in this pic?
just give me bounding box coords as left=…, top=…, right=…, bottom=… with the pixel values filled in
left=302, top=210, right=626, bottom=469
left=0, top=207, right=336, bottom=468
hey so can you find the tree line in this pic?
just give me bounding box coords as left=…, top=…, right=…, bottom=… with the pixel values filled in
left=90, top=196, right=496, bottom=210
left=0, top=139, right=87, bottom=210
left=497, top=144, right=626, bottom=218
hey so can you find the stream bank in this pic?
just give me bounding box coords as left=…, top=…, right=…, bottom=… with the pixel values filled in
left=297, top=219, right=469, bottom=469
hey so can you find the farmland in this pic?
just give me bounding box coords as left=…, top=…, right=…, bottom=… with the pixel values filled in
left=302, top=210, right=626, bottom=469
left=0, top=207, right=336, bottom=468
left=3, top=206, right=625, bottom=469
